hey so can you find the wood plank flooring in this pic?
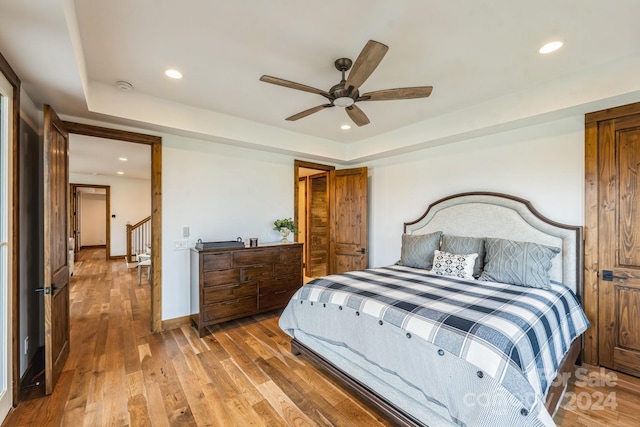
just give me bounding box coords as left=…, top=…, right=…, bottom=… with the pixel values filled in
left=3, top=248, right=639, bottom=426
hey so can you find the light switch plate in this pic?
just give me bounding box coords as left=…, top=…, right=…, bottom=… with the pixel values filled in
left=174, top=240, right=188, bottom=250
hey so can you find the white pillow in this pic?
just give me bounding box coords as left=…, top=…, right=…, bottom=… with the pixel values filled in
left=430, top=250, right=478, bottom=280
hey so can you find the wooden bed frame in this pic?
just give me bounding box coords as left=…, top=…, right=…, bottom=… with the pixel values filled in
left=288, top=192, right=585, bottom=426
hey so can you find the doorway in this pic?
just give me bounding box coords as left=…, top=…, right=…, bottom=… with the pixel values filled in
left=63, top=122, right=162, bottom=333
left=70, top=184, right=110, bottom=258
left=294, top=161, right=334, bottom=279
left=294, top=160, right=369, bottom=278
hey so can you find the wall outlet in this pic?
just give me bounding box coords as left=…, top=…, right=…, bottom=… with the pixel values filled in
left=182, top=227, right=189, bottom=238
left=24, top=336, right=29, bottom=355
left=174, top=240, right=188, bottom=250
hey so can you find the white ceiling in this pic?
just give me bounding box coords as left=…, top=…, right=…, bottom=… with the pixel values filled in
left=69, top=135, right=151, bottom=180
left=1, top=1, right=640, bottom=162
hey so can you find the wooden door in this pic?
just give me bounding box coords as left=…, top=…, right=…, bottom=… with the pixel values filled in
left=597, top=112, right=640, bottom=377
left=329, top=167, right=368, bottom=274
left=43, top=105, right=70, bottom=394
left=308, top=172, right=328, bottom=277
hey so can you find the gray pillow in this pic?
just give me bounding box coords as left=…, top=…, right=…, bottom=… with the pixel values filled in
left=400, top=231, right=442, bottom=270
left=441, top=235, right=485, bottom=277
left=479, top=238, right=561, bottom=289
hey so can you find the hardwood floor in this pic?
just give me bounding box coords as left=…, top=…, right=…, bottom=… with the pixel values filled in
left=3, top=248, right=639, bottom=426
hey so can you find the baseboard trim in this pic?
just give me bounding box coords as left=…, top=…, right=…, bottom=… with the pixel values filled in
left=162, top=315, right=191, bottom=331
left=80, top=245, right=107, bottom=249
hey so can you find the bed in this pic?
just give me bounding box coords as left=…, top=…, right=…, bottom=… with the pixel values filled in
left=279, top=192, right=590, bottom=427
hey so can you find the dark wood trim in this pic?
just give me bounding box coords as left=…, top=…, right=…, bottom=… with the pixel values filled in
left=161, top=315, right=191, bottom=331
left=585, top=101, right=640, bottom=124
left=62, top=121, right=161, bottom=145
left=1, top=49, right=22, bottom=408
left=79, top=245, right=107, bottom=249
left=293, top=160, right=335, bottom=257
left=70, top=184, right=111, bottom=261
left=64, top=122, right=162, bottom=333
left=583, top=101, right=640, bottom=365
left=0, top=51, right=20, bottom=88
left=583, top=120, right=599, bottom=366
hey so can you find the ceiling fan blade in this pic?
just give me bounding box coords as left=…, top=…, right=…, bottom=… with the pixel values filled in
left=345, top=104, right=370, bottom=127
left=286, top=104, right=333, bottom=121
left=260, top=75, right=332, bottom=99
left=344, top=40, right=389, bottom=94
left=360, top=86, right=433, bottom=101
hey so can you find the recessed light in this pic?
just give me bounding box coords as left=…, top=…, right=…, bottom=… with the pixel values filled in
left=340, top=124, right=351, bottom=130
left=539, top=41, right=563, bottom=54
left=119, top=157, right=128, bottom=162
left=165, top=69, right=183, bottom=79
left=117, top=171, right=124, bottom=175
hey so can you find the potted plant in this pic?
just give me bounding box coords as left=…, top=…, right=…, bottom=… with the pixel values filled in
left=273, top=218, right=298, bottom=242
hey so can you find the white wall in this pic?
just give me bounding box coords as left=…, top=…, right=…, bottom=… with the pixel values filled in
left=361, top=115, right=585, bottom=268
left=79, top=193, right=106, bottom=246
left=159, top=115, right=584, bottom=321
left=69, top=173, right=151, bottom=257
left=161, top=135, right=301, bottom=320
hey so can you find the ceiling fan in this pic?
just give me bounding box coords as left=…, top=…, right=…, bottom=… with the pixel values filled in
left=259, top=40, right=433, bottom=127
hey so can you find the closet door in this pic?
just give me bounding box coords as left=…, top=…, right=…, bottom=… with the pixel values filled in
left=596, top=113, right=640, bottom=377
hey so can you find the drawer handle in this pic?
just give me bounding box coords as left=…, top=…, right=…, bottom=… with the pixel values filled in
left=274, top=290, right=289, bottom=295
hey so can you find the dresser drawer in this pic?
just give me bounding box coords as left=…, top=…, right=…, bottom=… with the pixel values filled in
left=280, top=246, right=302, bottom=262
left=274, top=262, right=301, bottom=277
left=203, top=282, right=257, bottom=304
left=259, top=288, right=298, bottom=311
left=203, top=268, right=240, bottom=287
left=241, top=264, right=273, bottom=282
left=233, top=249, right=280, bottom=266
left=202, top=252, right=232, bottom=271
left=203, top=296, right=257, bottom=322
left=259, top=276, right=301, bottom=294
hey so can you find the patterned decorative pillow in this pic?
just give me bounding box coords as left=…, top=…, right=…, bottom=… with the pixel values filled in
left=479, top=238, right=561, bottom=289
left=441, top=235, right=485, bottom=277
left=400, top=231, right=442, bottom=270
left=430, top=250, right=478, bottom=279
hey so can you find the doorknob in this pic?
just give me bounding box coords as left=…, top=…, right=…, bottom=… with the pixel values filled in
left=35, top=287, right=50, bottom=295
left=359, top=248, right=366, bottom=254
left=602, top=270, right=626, bottom=281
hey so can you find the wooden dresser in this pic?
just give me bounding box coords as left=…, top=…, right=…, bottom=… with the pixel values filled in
left=190, top=242, right=303, bottom=336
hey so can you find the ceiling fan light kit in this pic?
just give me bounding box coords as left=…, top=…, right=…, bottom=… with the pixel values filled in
left=260, top=40, right=433, bottom=127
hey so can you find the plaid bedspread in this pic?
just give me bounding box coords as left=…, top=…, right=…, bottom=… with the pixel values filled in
left=295, top=265, right=590, bottom=410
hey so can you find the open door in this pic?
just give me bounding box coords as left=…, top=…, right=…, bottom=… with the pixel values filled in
left=329, top=167, right=368, bottom=274
left=42, top=105, right=70, bottom=394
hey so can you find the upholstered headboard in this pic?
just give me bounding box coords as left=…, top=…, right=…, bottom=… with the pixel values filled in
left=404, top=192, right=583, bottom=298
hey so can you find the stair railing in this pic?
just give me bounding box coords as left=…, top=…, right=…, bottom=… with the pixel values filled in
left=126, top=216, right=151, bottom=263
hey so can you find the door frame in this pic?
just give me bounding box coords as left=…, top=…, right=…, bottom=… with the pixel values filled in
left=1, top=51, right=21, bottom=408
left=293, top=160, right=335, bottom=276
left=70, top=184, right=110, bottom=257
left=63, top=122, right=162, bottom=333
left=584, top=101, right=640, bottom=366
